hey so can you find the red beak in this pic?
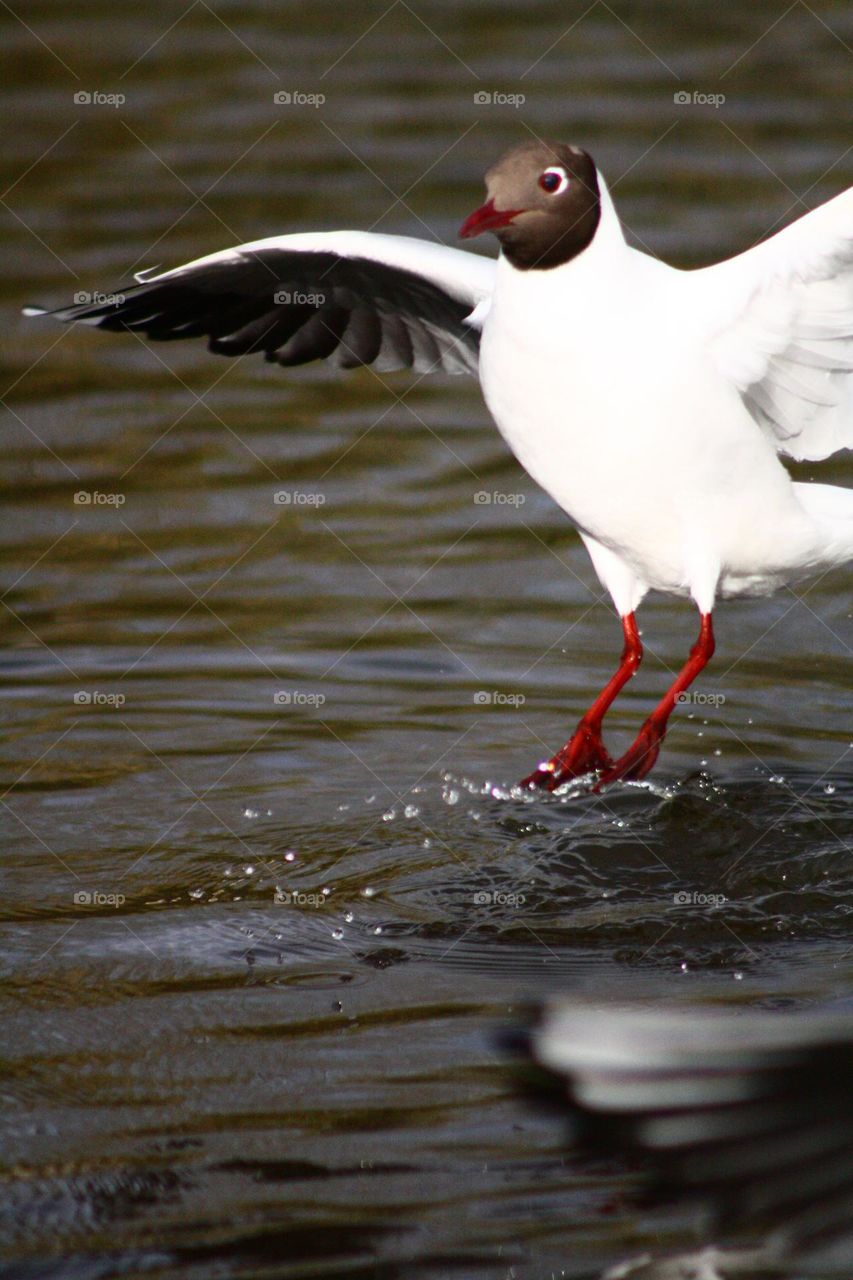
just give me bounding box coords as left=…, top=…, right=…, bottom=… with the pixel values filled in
left=459, top=197, right=524, bottom=239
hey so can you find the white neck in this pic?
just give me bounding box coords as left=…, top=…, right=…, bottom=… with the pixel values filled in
left=594, top=171, right=627, bottom=253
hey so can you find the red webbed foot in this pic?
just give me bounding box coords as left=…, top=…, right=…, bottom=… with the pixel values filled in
left=521, top=723, right=613, bottom=791
left=593, top=724, right=663, bottom=789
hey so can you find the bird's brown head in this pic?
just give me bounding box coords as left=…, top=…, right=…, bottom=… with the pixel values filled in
left=459, top=139, right=601, bottom=271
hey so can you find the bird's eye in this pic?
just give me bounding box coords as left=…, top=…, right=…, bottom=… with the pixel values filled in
left=539, top=166, right=569, bottom=195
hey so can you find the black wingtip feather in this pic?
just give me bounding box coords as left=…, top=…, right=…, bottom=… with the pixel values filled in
left=22, top=248, right=481, bottom=376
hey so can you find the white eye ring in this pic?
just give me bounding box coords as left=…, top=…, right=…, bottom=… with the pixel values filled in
left=539, top=165, right=570, bottom=195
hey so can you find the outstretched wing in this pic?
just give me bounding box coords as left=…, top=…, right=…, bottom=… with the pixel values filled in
left=25, top=231, right=495, bottom=377
left=532, top=1001, right=853, bottom=1240
left=693, top=186, right=853, bottom=461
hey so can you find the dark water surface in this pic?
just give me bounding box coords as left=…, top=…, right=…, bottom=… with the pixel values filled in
left=3, top=2, right=853, bottom=1277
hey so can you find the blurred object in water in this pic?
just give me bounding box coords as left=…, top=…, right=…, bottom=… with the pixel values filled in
left=529, top=1001, right=853, bottom=1278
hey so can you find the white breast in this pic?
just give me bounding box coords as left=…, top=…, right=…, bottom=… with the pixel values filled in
left=478, top=241, right=827, bottom=599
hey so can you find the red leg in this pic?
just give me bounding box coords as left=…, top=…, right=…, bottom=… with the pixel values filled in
left=595, top=612, right=715, bottom=788
left=522, top=613, right=643, bottom=791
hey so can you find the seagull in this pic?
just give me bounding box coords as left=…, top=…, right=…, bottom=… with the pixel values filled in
left=26, top=139, right=853, bottom=791
left=527, top=1000, right=853, bottom=1278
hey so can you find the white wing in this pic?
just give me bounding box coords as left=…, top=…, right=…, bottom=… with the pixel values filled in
left=692, top=186, right=853, bottom=461
left=26, top=231, right=496, bottom=377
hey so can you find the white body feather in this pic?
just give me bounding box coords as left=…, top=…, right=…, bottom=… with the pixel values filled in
left=479, top=179, right=853, bottom=614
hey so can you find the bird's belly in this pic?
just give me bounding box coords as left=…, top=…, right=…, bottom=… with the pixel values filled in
left=478, top=316, right=821, bottom=598
left=480, top=324, right=689, bottom=568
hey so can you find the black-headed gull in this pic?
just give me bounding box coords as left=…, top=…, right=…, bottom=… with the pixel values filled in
left=26, top=140, right=853, bottom=791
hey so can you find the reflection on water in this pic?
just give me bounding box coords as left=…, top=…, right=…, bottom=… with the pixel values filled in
left=3, top=1, right=853, bottom=1277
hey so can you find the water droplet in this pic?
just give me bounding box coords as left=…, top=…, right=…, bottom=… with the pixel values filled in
left=422, top=839, right=432, bottom=848
left=824, top=783, right=836, bottom=795
left=680, top=962, right=689, bottom=972
left=445, top=788, right=460, bottom=805
left=321, top=886, right=331, bottom=897
left=284, top=851, right=297, bottom=862
left=404, top=804, right=418, bottom=818
left=189, top=888, right=204, bottom=900
left=373, top=925, right=383, bottom=935
left=344, top=911, right=354, bottom=924
left=734, top=971, right=744, bottom=981
left=362, top=886, right=376, bottom=898
left=382, top=808, right=395, bottom=822
left=713, top=748, right=722, bottom=756
left=244, top=865, right=255, bottom=875
left=243, top=808, right=259, bottom=819
left=332, top=928, right=344, bottom=941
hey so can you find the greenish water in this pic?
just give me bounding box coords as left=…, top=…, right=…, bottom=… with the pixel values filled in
left=2, top=2, right=852, bottom=1277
